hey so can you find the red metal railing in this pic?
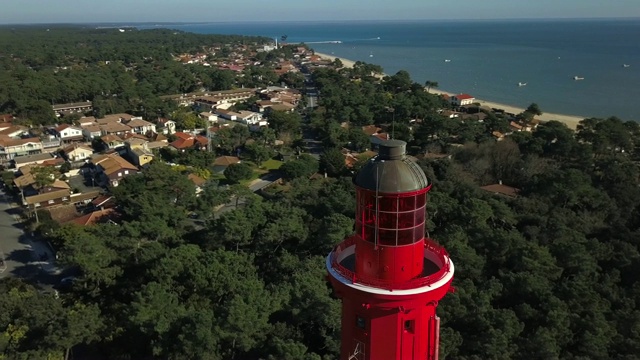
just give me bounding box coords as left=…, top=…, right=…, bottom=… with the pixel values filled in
left=329, top=236, right=451, bottom=290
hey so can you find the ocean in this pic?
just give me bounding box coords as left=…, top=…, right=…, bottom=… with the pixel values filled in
left=140, top=19, right=640, bottom=120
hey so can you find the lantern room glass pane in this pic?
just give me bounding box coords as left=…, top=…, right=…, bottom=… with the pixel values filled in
left=397, top=228, right=415, bottom=245
left=362, top=191, right=376, bottom=207
left=398, top=211, right=414, bottom=229
left=363, top=224, right=375, bottom=242
left=414, top=207, right=426, bottom=225
left=378, top=212, right=397, bottom=230
left=362, top=207, right=375, bottom=225
left=413, top=223, right=425, bottom=241
left=356, top=189, right=429, bottom=245
left=378, top=228, right=397, bottom=245
left=398, top=196, right=416, bottom=211
left=379, top=196, right=398, bottom=212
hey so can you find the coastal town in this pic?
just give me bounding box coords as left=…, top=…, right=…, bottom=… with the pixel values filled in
left=0, top=37, right=547, bottom=231
left=1, top=26, right=639, bottom=360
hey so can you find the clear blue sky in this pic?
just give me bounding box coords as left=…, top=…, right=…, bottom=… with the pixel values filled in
left=1, top=0, right=639, bottom=24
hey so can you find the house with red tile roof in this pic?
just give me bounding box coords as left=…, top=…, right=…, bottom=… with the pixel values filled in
left=212, top=156, right=240, bottom=174
left=169, top=132, right=209, bottom=151
left=91, top=195, right=116, bottom=209
left=509, top=121, right=524, bottom=132
left=24, top=189, right=71, bottom=209
left=362, top=125, right=382, bottom=136
left=188, top=173, right=207, bottom=195
left=121, top=132, right=148, bottom=141
left=92, top=154, right=139, bottom=187
left=67, top=208, right=118, bottom=226
left=100, top=134, right=125, bottom=150
left=451, top=94, right=476, bottom=106
left=41, top=157, right=65, bottom=167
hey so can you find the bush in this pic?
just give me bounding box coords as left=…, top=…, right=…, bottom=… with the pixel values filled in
left=223, top=163, right=253, bottom=184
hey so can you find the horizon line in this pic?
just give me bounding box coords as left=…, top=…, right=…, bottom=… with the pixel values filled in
left=1, top=16, right=639, bottom=26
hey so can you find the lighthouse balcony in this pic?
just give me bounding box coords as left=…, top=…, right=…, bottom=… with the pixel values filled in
left=329, top=236, right=452, bottom=291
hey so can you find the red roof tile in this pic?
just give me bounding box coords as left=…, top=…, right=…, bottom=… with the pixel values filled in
left=67, top=208, right=118, bottom=226
left=455, top=94, right=474, bottom=100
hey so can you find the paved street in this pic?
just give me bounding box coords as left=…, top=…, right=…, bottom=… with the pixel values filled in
left=248, top=171, right=282, bottom=192
left=0, top=189, right=59, bottom=284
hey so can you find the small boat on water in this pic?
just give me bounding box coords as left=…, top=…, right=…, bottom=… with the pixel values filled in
left=623, top=64, right=631, bottom=68
left=518, top=82, right=527, bottom=87
left=444, top=59, right=451, bottom=62
left=573, top=76, right=584, bottom=81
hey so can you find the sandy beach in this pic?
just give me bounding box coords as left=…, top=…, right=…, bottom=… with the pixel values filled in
left=314, top=51, right=358, bottom=69
left=427, top=89, right=583, bottom=130
left=314, top=51, right=584, bottom=130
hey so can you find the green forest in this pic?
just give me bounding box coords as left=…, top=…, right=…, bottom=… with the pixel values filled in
left=0, top=26, right=281, bottom=124
left=1, top=27, right=640, bottom=360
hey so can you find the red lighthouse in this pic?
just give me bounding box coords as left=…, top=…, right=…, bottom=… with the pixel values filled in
left=326, top=139, right=454, bottom=360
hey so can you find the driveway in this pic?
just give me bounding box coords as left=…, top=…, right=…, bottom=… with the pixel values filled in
left=0, top=189, right=59, bottom=284
left=248, top=172, right=282, bottom=192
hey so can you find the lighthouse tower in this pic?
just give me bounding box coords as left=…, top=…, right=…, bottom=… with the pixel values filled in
left=326, top=139, right=454, bottom=360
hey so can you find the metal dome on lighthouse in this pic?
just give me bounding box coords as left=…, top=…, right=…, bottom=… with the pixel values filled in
left=326, top=139, right=455, bottom=360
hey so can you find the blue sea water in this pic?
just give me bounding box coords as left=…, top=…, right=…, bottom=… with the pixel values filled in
left=141, top=19, right=640, bottom=120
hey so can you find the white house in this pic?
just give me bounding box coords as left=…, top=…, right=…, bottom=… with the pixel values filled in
left=62, top=144, right=94, bottom=162
left=81, top=124, right=102, bottom=140
left=216, top=109, right=264, bottom=126
left=156, top=118, right=176, bottom=135
left=215, top=109, right=238, bottom=121
left=199, top=112, right=219, bottom=123
left=236, top=111, right=264, bottom=126
left=124, top=118, right=156, bottom=135
left=451, top=94, right=476, bottom=106
left=77, top=117, right=96, bottom=127
left=0, top=137, right=43, bottom=161
left=53, top=124, right=84, bottom=143
left=0, top=125, right=29, bottom=138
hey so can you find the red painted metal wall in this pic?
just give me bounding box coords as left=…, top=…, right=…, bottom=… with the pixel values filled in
left=354, top=238, right=425, bottom=283
left=329, top=282, right=448, bottom=360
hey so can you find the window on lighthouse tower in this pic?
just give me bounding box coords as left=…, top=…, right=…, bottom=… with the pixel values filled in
left=404, top=320, right=414, bottom=333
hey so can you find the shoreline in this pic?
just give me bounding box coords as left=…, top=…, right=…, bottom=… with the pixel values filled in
left=313, top=51, right=584, bottom=130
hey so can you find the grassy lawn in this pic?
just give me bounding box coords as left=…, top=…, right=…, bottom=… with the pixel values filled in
left=211, top=159, right=282, bottom=186
left=261, top=159, right=283, bottom=171
left=240, top=171, right=262, bottom=186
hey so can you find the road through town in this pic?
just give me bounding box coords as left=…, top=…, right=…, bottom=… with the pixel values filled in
left=0, top=189, right=58, bottom=283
